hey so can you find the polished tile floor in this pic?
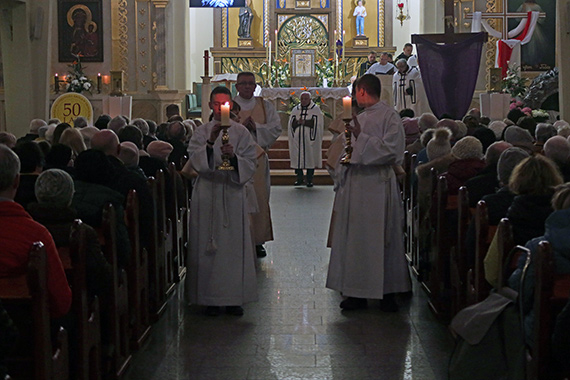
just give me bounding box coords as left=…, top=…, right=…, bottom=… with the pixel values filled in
left=125, top=185, right=454, bottom=380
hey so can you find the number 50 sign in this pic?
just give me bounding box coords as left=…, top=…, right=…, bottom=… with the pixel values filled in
left=51, top=93, right=94, bottom=125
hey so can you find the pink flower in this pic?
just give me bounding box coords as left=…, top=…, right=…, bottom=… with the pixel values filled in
left=509, top=103, right=518, bottom=110
left=398, top=3, right=404, bottom=8
left=521, top=107, right=532, bottom=116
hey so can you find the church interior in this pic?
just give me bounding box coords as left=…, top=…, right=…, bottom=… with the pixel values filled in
left=1, top=0, right=570, bottom=379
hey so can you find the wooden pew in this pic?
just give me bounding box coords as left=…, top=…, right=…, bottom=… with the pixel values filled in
left=168, top=162, right=187, bottom=282
left=68, top=220, right=102, bottom=380
left=527, top=241, right=570, bottom=380
left=0, top=242, right=69, bottom=380
left=466, top=200, right=494, bottom=305
left=99, top=203, right=132, bottom=379
left=403, top=151, right=412, bottom=265
left=450, top=186, right=470, bottom=315
left=495, top=218, right=516, bottom=289
left=125, top=190, right=151, bottom=350
left=408, top=154, right=420, bottom=278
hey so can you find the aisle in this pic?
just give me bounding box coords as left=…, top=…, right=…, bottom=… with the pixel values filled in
left=125, top=186, right=453, bottom=380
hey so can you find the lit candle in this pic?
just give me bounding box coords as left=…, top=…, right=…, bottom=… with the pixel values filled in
left=102, top=75, right=111, bottom=85
left=221, top=102, right=230, bottom=126
left=343, top=96, right=352, bottom=119
left=54, top=73, right=59, bottom=94
left=275, top=29, right=278, bottom=61
left=268, top=40, right=272, bottom=69
left=97, top=73, right=102, bottom=93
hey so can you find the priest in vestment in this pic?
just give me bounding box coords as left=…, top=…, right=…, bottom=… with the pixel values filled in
left=392, top=58, right=430, bottom=116
left=234, top=71, right=281, bottom=257
left=326, top=74, right=411, bottom=312
left=288, top=92, right=324, bottom=187
left=185, top=86, right=258, bottom=316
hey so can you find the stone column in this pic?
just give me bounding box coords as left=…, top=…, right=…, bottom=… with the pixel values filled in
left=136, top=0, right=153, bottom=92
left=151, top=0, right=168, bottom=91
left=557, top=0, right=570, bottom=120
left=0, top=0, right=52, bottom=135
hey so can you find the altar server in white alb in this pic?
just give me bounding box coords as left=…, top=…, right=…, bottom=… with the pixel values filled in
left=326, top=74, right=411, bottom=312
left=392, top=58, right=430, bottom=116
left=288, top=91, right=324, bottom=187
left=185, top=86, right=258, bottom=317
left=234, top=71, right=281, bottom=258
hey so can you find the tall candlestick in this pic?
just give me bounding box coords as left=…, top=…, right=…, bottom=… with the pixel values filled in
left=342, top=96, right=352, bottom=119
left=221, top=102, right=230, bottom=126
left=97, top=73, right=102, bottom=94
left=275, top=29, right=278, bottom=61
left=342, top=30, right=345, bottom=63
left=54, top=73, right=59, bottom=94
left=268, top=41, right=272, bottom=69
left=203, top=50, right=210, bottom=77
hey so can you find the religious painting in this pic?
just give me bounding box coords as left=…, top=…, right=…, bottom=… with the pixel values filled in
left=508, top=0, right=555, bottom=71
left=58, top=0, right=104, bottom=62
left=291, top=49, right=315, bottom=77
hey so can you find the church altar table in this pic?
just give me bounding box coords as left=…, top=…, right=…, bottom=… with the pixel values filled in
left=261, top=87, right=351, bottom=132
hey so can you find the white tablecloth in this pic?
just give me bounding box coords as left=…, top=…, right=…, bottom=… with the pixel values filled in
left=261, top=87, right=350, bottom=100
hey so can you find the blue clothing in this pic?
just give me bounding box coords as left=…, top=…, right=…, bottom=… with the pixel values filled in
left=356, top=16, right=364, bottom=35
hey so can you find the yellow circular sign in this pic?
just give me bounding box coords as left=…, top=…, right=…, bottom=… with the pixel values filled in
left=51, top=93, right=94, bottom=125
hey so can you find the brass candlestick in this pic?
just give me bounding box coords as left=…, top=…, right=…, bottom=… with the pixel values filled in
left=340, top=118, right=353, bottom=165
left=217, top=125, right=235, bottom=171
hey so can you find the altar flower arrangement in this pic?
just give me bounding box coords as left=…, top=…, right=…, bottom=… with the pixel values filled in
left=65, top=54, right=93, bottom=94
left=315, top=58, right=335, bottom=87
left=531, top=109, right=550, bottom=122
left=502, top=65, right=528, bottom=100
left=259, top=59, right=290, bottom=88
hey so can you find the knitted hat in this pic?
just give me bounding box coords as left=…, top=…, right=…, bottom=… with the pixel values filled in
left=119, top=142, right=140, bottom=168
left=451, top=136, right=483, bottom=160
left=504, top=126, right=534, bottom=153
left=402, top=117, right=420, bottom=145
left=472, top=126, right=496, bottom=153
left=35, top=169, right=75, bottom=207
left=503, top=118, right=515, bottom=127
left=535, top=123, right=557, bottom=143
left=554, top=120, right=570, bottom=131
left=489, top=120, right=507, bottom=139
left=436, top=119, right=459, bottom=140
left=147, top=140, right=173, bottom=162
left=418, top=113, right=438, bottom=132
left=455, top=120, right=467, bottom=139
left=497, top=147, right=530, bottom=184
left=426, top=127, right=452, bottom=161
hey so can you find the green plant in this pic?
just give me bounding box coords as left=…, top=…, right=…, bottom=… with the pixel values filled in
left=315, top=58, right=335, bottom=87
left=502, top=66, right=528, bottom=100
left=258, top=59, right=290, bottom=88
left=65, top=54, right=93, bottom=94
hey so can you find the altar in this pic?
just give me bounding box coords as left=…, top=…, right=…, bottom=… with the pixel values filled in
left=261, top=87, right=350, bottom=131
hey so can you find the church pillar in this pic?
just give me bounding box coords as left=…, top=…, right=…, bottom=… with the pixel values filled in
left=151, top=0, right=168, bottom=90
left=557, top=0, right=570, bottom=120
left=0, top=0, right=52, bottom=136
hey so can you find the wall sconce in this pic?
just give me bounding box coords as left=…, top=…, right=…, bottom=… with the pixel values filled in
left=396, top=1, right=410, bottom=26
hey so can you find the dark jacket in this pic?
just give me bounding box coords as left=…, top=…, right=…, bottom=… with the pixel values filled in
left=507, top=193, right=554, bottom=246
left=465, top=165, right=500, bottom=208
left=14, top=174, right=38, bottom=209
left=27, top=203, right=113, bottom=298
left=443, top=158, right=486, bottom=195
left=72, top=181, right=130, bottom=268
left=509, top=208, right=570, bottom=347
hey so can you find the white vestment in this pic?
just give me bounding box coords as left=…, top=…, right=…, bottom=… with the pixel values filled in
left=392, top=66, right=431, bottom=116
left=326, top=100, right=412, bottom=298
left=185, top=119, right=258, bottom=306
left=288, top=101, right=324, bottom=169
left=234, top=95, right=280, bottom=244
left=366, top=62, right=395, bottom=75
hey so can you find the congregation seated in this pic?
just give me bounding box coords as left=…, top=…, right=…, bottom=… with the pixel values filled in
left=165, top=121, right=189, bottom=170
left=147, top=140, right=185, bottom=209
left=517, top=115, right=538, bottom=137
left=465, top=141, right=511, bottom=208
left=508, top=183, right=570, bottom=348
left=0, top=132, right=16, bottom=149
left=0, top=144, right=71, bottom=318
left=108, top=115, right=127, bottom=133
left=16, top=118, right=46, bottom=144
left=143, top=119, right=158, bottom=149
left=119, top=142, right=148, bottom=181
left=52, top=122, right=71, bottom=145
left=72, top=149, right=131, bottom=268
left=503, top=125, right=536, bottom=154
left=44, top=143, right=75, bottom=177
left=27, top=169, right=112, bottom=298
left=59, top=127, right=87, bottom=160
left=484, top=154, right=563, bottom=288
left=534, top=123, right=557, bottom=152
left=94, top=114, right=111, bottom=130
left=543, top=135, right=570, bottom=182
left=12, top=141, right=44, bottom=209
left=117, top=124, right=148, bottom=157
left=471, top=126, right=496, bottom=153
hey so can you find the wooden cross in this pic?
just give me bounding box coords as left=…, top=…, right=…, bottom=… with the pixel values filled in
left=411, top=0, right=487, bottom=44
left=464, top=0, right=546, bottom=40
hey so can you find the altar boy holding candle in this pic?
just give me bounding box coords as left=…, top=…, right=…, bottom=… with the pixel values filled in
left=326, top=74, right=411, bottom=312
left=185, top=86, right=258, bottom=317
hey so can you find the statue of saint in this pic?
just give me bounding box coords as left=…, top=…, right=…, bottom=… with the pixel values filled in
left=238, top=0, right=254, bottom=39
left=353, top=0, right=367, bottom=36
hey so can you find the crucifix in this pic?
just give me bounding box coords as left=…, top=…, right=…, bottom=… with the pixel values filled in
left=464, top=0, right=546, bottom=39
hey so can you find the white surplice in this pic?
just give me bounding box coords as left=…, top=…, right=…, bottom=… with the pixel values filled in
left=392, top=66, right=431, bottom=116
left=288, top=101, right=324, bottom=169
left=185, top=119, right=258, bottom=306
left=326, top=100, right=412, bottom=299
